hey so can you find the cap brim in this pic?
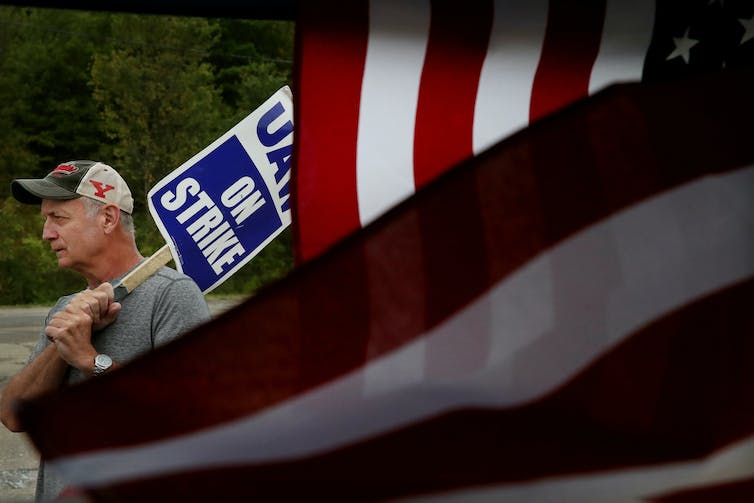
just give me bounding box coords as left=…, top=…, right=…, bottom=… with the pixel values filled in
left=11, top=179, right=81, bottom=205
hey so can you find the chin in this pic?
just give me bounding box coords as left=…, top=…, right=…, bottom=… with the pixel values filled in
left=56, top=257, right=72, bottom=269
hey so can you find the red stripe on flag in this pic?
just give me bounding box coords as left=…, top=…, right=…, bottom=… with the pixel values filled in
left=529, top=0, right=607, bottom=121
left=91, top=280, right=754, bottom=501
left=413, top=0, right=494, bottom=189
left=293, top=1, right=369, bottom=263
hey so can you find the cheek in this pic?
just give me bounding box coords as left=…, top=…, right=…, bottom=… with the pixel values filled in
left=62, top=222, right=97, bottom=248
left=79, top=224, right=107, bottom=250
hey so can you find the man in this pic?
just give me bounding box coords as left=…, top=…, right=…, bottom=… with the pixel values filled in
left=0, top=160, right=211, bottom=501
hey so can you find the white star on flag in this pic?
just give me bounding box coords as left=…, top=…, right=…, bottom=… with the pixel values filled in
left=740, top=16, right=754, bottom=45
left=666, top=27, right=698, bottom=64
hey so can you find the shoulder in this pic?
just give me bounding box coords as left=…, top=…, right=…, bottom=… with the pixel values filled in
left=118, top=266, right=208, bottom=316
left=139, top=267, right=211, bottom=343
left=116, top=265, right=210, bottom=331
left=147, top=266, right=209, bottom=312
left=141, top=266, right=203, bottom=294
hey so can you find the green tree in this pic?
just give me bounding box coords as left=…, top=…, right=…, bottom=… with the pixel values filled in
left=0, top=7, right=109, bottom=195
left=91, top=14, right=228, bottom=252
left=210, top=19, right=294, bottom=124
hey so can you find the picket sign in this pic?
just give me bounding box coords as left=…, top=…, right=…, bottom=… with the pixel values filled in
left=145, top=86, right=293, bottom=293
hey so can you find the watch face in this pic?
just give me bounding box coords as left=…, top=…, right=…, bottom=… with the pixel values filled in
left=95, top=354, right=113, bottom=368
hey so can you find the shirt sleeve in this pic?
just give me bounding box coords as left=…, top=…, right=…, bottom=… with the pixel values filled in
left=150, top=277, right=212, bottom=347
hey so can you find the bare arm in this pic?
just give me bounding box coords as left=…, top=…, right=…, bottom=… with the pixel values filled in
left=0, top=344, right=68, bottom=432
left=1, top=283, right=122, bottom=432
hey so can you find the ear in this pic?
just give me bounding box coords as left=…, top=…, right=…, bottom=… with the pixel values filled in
left=101, top=204, right=121, bottom=234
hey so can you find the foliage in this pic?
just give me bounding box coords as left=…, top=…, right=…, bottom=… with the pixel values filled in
left=210, top=19, right=294, bottom=124
left=90, top=14, right=227, bottom=253
left=91, top=15, right=223, bottom=212
left=0, top=8, right=109, bottom=191
left=0, top=6, right=295, bottom=305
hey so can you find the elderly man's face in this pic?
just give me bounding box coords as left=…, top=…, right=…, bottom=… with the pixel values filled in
left=41, top=198, right=106, bottom=274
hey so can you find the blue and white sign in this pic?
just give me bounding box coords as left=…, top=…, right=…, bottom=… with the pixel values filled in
left=148, top=86, right=293, bottom=293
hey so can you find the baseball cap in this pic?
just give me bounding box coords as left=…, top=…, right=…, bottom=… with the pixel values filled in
left=11, top=160, right=134, bottom=214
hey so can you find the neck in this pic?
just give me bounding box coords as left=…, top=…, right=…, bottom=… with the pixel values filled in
left=82, top=243, right=143, bottom=288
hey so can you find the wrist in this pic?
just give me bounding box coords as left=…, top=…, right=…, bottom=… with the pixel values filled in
left=70, top=348, right=99, bottom=374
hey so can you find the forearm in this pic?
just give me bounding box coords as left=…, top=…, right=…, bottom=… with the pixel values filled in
left=0, top=344, right=68, bottom=432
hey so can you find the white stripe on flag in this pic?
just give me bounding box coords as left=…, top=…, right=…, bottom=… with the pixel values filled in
left=50, top=166, right=754, bottom=488
left=588, top=0, right=655, bottom=94
left=356, top=0, right=430, bottom=226
left=396, top=434, right=754, bottom=503
left=473, top=0, right=548, bottom=154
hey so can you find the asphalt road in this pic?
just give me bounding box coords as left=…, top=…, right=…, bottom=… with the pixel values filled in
left=0, top=299, right=242, bottom=503
left=0, top=306, right=48, bottom=503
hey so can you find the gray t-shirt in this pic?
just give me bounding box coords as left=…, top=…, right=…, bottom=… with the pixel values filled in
left=29, top=264, right=211, bottom=501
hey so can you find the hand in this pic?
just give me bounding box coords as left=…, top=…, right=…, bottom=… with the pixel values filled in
left=44, top=284, right=121, bottom=371
left=66, top=283, right=121, bottom=331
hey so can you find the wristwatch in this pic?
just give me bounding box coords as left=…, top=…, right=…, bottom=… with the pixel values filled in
left=93, top=353, right=113, bottom=376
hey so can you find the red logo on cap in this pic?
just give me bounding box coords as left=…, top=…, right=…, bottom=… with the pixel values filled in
left=90, top=180, right=116, bottom=198
left=51, top=164, right=78, bottom=177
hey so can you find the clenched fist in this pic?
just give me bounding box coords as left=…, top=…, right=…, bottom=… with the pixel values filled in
left=44, top=283, right=121, bottom=371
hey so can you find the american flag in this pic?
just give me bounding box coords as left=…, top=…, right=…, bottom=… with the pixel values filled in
left=293, top=0, right=754, bottom=262
left=20, top=63, right=754, bottom=501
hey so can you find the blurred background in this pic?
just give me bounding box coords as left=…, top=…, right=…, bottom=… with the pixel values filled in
left=0, top=5, right=295, bottom=306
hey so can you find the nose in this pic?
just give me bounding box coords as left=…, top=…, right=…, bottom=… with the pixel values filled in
left=42, top=219, right=57, bottom=241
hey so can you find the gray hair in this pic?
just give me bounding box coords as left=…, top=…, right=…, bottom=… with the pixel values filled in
left=83, top=197, right=135, bottom=235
